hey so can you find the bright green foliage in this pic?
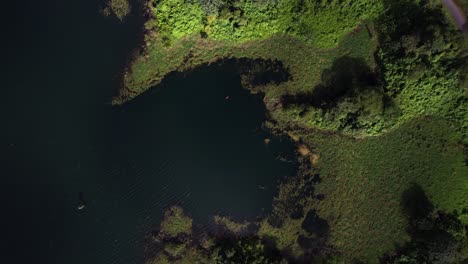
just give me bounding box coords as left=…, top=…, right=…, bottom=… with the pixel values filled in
left=118, top=0, right=383, bottom=103
left=376, top=0, right=468, bottom=140
left=293, top=0, right=383, bottom=46
left=271, top=0, right=467, bottom=138
left=147, top=0, right=382, bottom=47
left=198, top=0, right=226, bottom=15
left=152, top=0, right=205, bottom=40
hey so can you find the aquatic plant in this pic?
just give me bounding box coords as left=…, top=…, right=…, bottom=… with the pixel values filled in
left=107, top=0, right=131, bottom=20
left=159, top=206, right=193, bottom=238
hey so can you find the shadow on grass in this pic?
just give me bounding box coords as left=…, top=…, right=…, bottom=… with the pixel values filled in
left=280, top=56, right=380, bottom=110
left=380, top=183, right=467, bottom=264
left=238, top=58, right=292, bottom=87
left=400, top=183, right=434, bottom=222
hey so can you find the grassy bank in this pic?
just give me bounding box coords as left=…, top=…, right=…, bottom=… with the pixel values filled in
left=278, top=117, right=467, bottom=261
left=114, top=0, right=382, bottom=105
left=118, top=0, right=467, bottom=140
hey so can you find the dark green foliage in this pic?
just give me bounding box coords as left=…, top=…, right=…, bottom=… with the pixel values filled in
left=213, top=236, right=283, bottom=264
left=274, top=0, right=467, bottom=137
left=381, top=184, right=468, bottom=264
left=309, top=57, right=380, bottom=109
left=375, top=0, right=468, bottom=139
left=239, top=58, right=291, bottom=88
left=376, top=0, right=444, bottom=44
left=302, top=209, right=329, bottom=238
left=280, top=56, right=385, bottom=132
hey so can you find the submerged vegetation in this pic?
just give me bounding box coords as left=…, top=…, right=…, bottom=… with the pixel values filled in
left=103, top=0, right=131, bottom=20
left=113, top=0, right=468, bottom=263
left=159, top=206, right=193, bottom=238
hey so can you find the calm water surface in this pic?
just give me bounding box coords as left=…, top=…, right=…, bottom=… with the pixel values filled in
left=2, top=1, right=296, bottom=263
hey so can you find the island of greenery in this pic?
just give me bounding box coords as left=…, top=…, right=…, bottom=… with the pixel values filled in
left=114, top=0, right=468, bottom=263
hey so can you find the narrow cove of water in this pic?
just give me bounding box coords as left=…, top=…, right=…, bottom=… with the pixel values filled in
left=2, top=1, right=297, bottom=263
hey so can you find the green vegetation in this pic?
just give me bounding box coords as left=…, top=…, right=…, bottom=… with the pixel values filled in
left=117, top=0, right=468, bottom=263
left=147, top=0, right=382, bottom=46
left=273, top=0, right=467, bottom=138
left=105, top=0, right=131, bottom=20
left=258, top=216, right=305, bottom=257
left=381, top=184, right=468, bottom=263
left=149, top=208, right=285, bottom=263
left=146, top=108, right=467, bottom=263
left=159, top=206, right=193, bottom=237
left=115, top=0, right=382, bottom=103
left=211, top=236, right=283, bottom=264
left=213, top=215, right=250, bottom=234
left=301, top=117, right=467, bottom=261
left=150, top=207, right=208, bottom=263
left=119, top=0, right=467, bottom=140
left=376, top=0, right=468, bottom=138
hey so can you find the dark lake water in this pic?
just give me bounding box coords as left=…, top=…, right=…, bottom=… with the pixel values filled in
left=2, top=1, right=296, bottom=264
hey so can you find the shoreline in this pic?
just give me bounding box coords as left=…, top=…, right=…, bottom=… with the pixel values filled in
left=112, top=1, right=468, bottom=262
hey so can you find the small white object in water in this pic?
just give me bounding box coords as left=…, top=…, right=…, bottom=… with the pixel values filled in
left=77, top=204, right=86, bottom=210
